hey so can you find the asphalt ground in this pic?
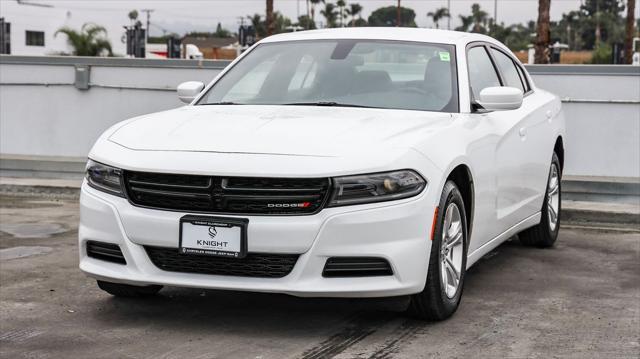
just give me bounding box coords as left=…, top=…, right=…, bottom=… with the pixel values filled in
left=0, top=194, right=638, bottom=359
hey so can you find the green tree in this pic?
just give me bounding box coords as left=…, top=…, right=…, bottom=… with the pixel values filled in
left=272, top=11, right=293, bottom=33
left=297, top=15, right=317, bottom=30
left=368, top=6, right=417, bottom=27
left=427, top=7, right=450, bottom=29
left=455, top=3, right=488, bottom=33
left=214, top=23, right=231, bottom=38
left=55, top=23, right=113, bottom=57
left=128, top=10, right=138, bottom=25
left=247, top=14, right=267, bottom=38
left=310, top=0, right=324, bottom=24
left=346, top=3, right=363, bottom=26
left=336, top=0, right=346, bottom=27
left=321, top=3, right=338, bottom=28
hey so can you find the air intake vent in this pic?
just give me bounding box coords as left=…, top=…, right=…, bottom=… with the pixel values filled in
left=122, top=171, right=330, bottom=216
left=86, top=241, right=126, bottom=264
left=145, top=246, right=299, bottom=278
left=322, top=257, right=393, bottom=277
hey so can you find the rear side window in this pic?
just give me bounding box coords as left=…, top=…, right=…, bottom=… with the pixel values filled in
left=467, top=46, right=500, bottom=100
left=490, top=48, right=525, bottom=93
left=515, top=64, right=531, bottom=93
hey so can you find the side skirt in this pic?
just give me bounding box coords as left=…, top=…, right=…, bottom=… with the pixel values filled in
left=466, top=212, right=541, bottom=269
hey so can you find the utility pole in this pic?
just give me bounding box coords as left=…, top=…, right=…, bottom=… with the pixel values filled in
left=447, top=0, right=451, bottom=30
left=396, top=0, right=401, bottom=27
left=494, top=0, right=498, bottom=26
left=141, top=9, right=154, bottom=44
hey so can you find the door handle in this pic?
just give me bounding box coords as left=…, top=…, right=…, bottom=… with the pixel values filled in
left=519, top=127, right=527, bottom=138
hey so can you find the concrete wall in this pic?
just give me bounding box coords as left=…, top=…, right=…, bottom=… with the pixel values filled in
left=1, top=56, right=639, bottom=180
left=0, top=56, right=228, bottom=160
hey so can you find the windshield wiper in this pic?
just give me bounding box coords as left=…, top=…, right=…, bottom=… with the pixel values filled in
left=200, top=101, right=241, bottom=105
left=283, top=101, right=377, bottom=109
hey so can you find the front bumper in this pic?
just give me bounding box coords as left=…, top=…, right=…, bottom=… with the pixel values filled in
left=79, top=181, right=437, bottom=298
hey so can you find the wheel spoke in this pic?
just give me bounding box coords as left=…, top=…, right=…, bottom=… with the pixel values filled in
left=548, top=183, right=558, bottom=197
left=445, top=256, right=460, bottom=282
left=446, top=231, right=463, bottom=250
left=548, top=202, right=557, bottom=223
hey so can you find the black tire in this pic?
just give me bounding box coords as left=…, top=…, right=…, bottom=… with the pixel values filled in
left=97, top=280, right=162, bottom=297
left=406, top=180, right=468, bottom=321
left=519, top=152, right=561, bottom=248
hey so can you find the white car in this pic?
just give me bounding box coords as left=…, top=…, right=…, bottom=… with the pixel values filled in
left=80, top=28, right=565, bottom=320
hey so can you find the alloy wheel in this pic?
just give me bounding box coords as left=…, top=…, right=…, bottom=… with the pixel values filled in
left=440, top=203, right=464, bottom=299
left=547, top=163, right=560, bottom=232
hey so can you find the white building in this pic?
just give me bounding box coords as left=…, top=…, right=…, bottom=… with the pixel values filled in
left=0, top=0, right=129, bottom=56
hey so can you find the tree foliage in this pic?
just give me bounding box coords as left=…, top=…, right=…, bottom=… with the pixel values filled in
left=427, top=7, right=450, bottom=29
left=55, top=23, right=113, bottom=57
left=368, top=6, right=417, bottom=27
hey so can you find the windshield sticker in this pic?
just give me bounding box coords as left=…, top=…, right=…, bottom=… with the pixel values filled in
left=439, top=52, right=451, bottom=62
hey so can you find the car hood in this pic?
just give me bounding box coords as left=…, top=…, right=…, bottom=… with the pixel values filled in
left=108, top=105, right=453, bottom=157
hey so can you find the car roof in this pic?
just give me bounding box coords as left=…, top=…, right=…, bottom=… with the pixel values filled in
left=260, top=27, right=497, bottom=46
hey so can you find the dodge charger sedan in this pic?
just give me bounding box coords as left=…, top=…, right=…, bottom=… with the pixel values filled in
left=80, top=28, right=564, bottom=320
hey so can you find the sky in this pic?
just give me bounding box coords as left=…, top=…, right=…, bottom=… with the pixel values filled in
left=2, top=0, right=638, bottom=37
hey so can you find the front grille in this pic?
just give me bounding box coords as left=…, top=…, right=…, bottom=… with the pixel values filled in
left=123, top=171, right=330, bottom=215
left=145, top=246, right=299, bottom=278
left=86, top=241, right=126, bottom=264
left=323, top=257, right=393, bottom=277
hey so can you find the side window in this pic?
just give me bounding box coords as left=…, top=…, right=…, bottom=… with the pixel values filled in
left=467, top=46, right=501, bottom=101
left=515, top=64, right=531, bottom=93
left=490, top=48, right=525, bottom=93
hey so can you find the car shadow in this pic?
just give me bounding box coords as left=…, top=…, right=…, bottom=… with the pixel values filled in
left=89, top=236, right=530, bottom=333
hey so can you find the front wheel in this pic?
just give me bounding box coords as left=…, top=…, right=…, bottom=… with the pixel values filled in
left=519, top=152, right=561, bottom=248
left=406, top=180, right=468, bottom=321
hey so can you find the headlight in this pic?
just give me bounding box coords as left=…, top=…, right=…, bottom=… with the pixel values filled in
left=327, top=170, right=426, bottom=207
left=85, top=159, right=124, bottom=197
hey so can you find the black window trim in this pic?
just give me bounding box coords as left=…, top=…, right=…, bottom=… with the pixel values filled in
left=465, top=42, right=503, bottom=112
left=25, top=30, right=45, bottom=47
left=465, top=41, right=534, bottom=113
left=486, top=45, right=533, bottom=96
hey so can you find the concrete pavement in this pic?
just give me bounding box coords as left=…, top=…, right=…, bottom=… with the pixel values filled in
left=0, top=194, right=638, bottom=358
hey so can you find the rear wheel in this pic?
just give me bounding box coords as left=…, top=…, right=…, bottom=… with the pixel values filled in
left=519, top=152, right=561, bottom=248
left=97, top=280, right=162, bottom=297
left=407, top=181, right=468, bottom=321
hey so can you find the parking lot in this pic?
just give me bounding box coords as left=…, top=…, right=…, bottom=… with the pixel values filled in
left=0, top=194, right=638, bottom=359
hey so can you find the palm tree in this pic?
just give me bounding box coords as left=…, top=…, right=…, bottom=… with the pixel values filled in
left=470, top=3, right=488, bottom=33
left=266, top=0, right=274, bottom=36
left=534, top=0, right=551, bottom=63
left=347, top=3, right=362, bottom=27
left=427, top=7, right=450, bottom=29
left=247, top=14, right=267, bottom=37
left=310, top=0, right=324, bottom=25
left=624, top=0, right=636, bottom=64
left=455, top=14, right=473, bottom=32
left=336, top=0, right=346, bottom=27
left=55, top=23, right=113, bottom=57
left=321, top=3, right=338, bottom=28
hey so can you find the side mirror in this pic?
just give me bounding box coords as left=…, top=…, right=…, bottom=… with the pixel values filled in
left=177, top=81, right=205, bottom=104
left=477, top=86, right=523, bottom=111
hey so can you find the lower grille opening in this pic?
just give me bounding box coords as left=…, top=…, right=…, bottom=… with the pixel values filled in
left=145, top=246, right=299, bottom=278
left=86, top=241, right=126, bottom=265
left=323, top=257, right=393, bottom=277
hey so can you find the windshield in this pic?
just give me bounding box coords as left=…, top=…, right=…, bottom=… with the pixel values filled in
left=198, top=39, right=458, bottom=112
